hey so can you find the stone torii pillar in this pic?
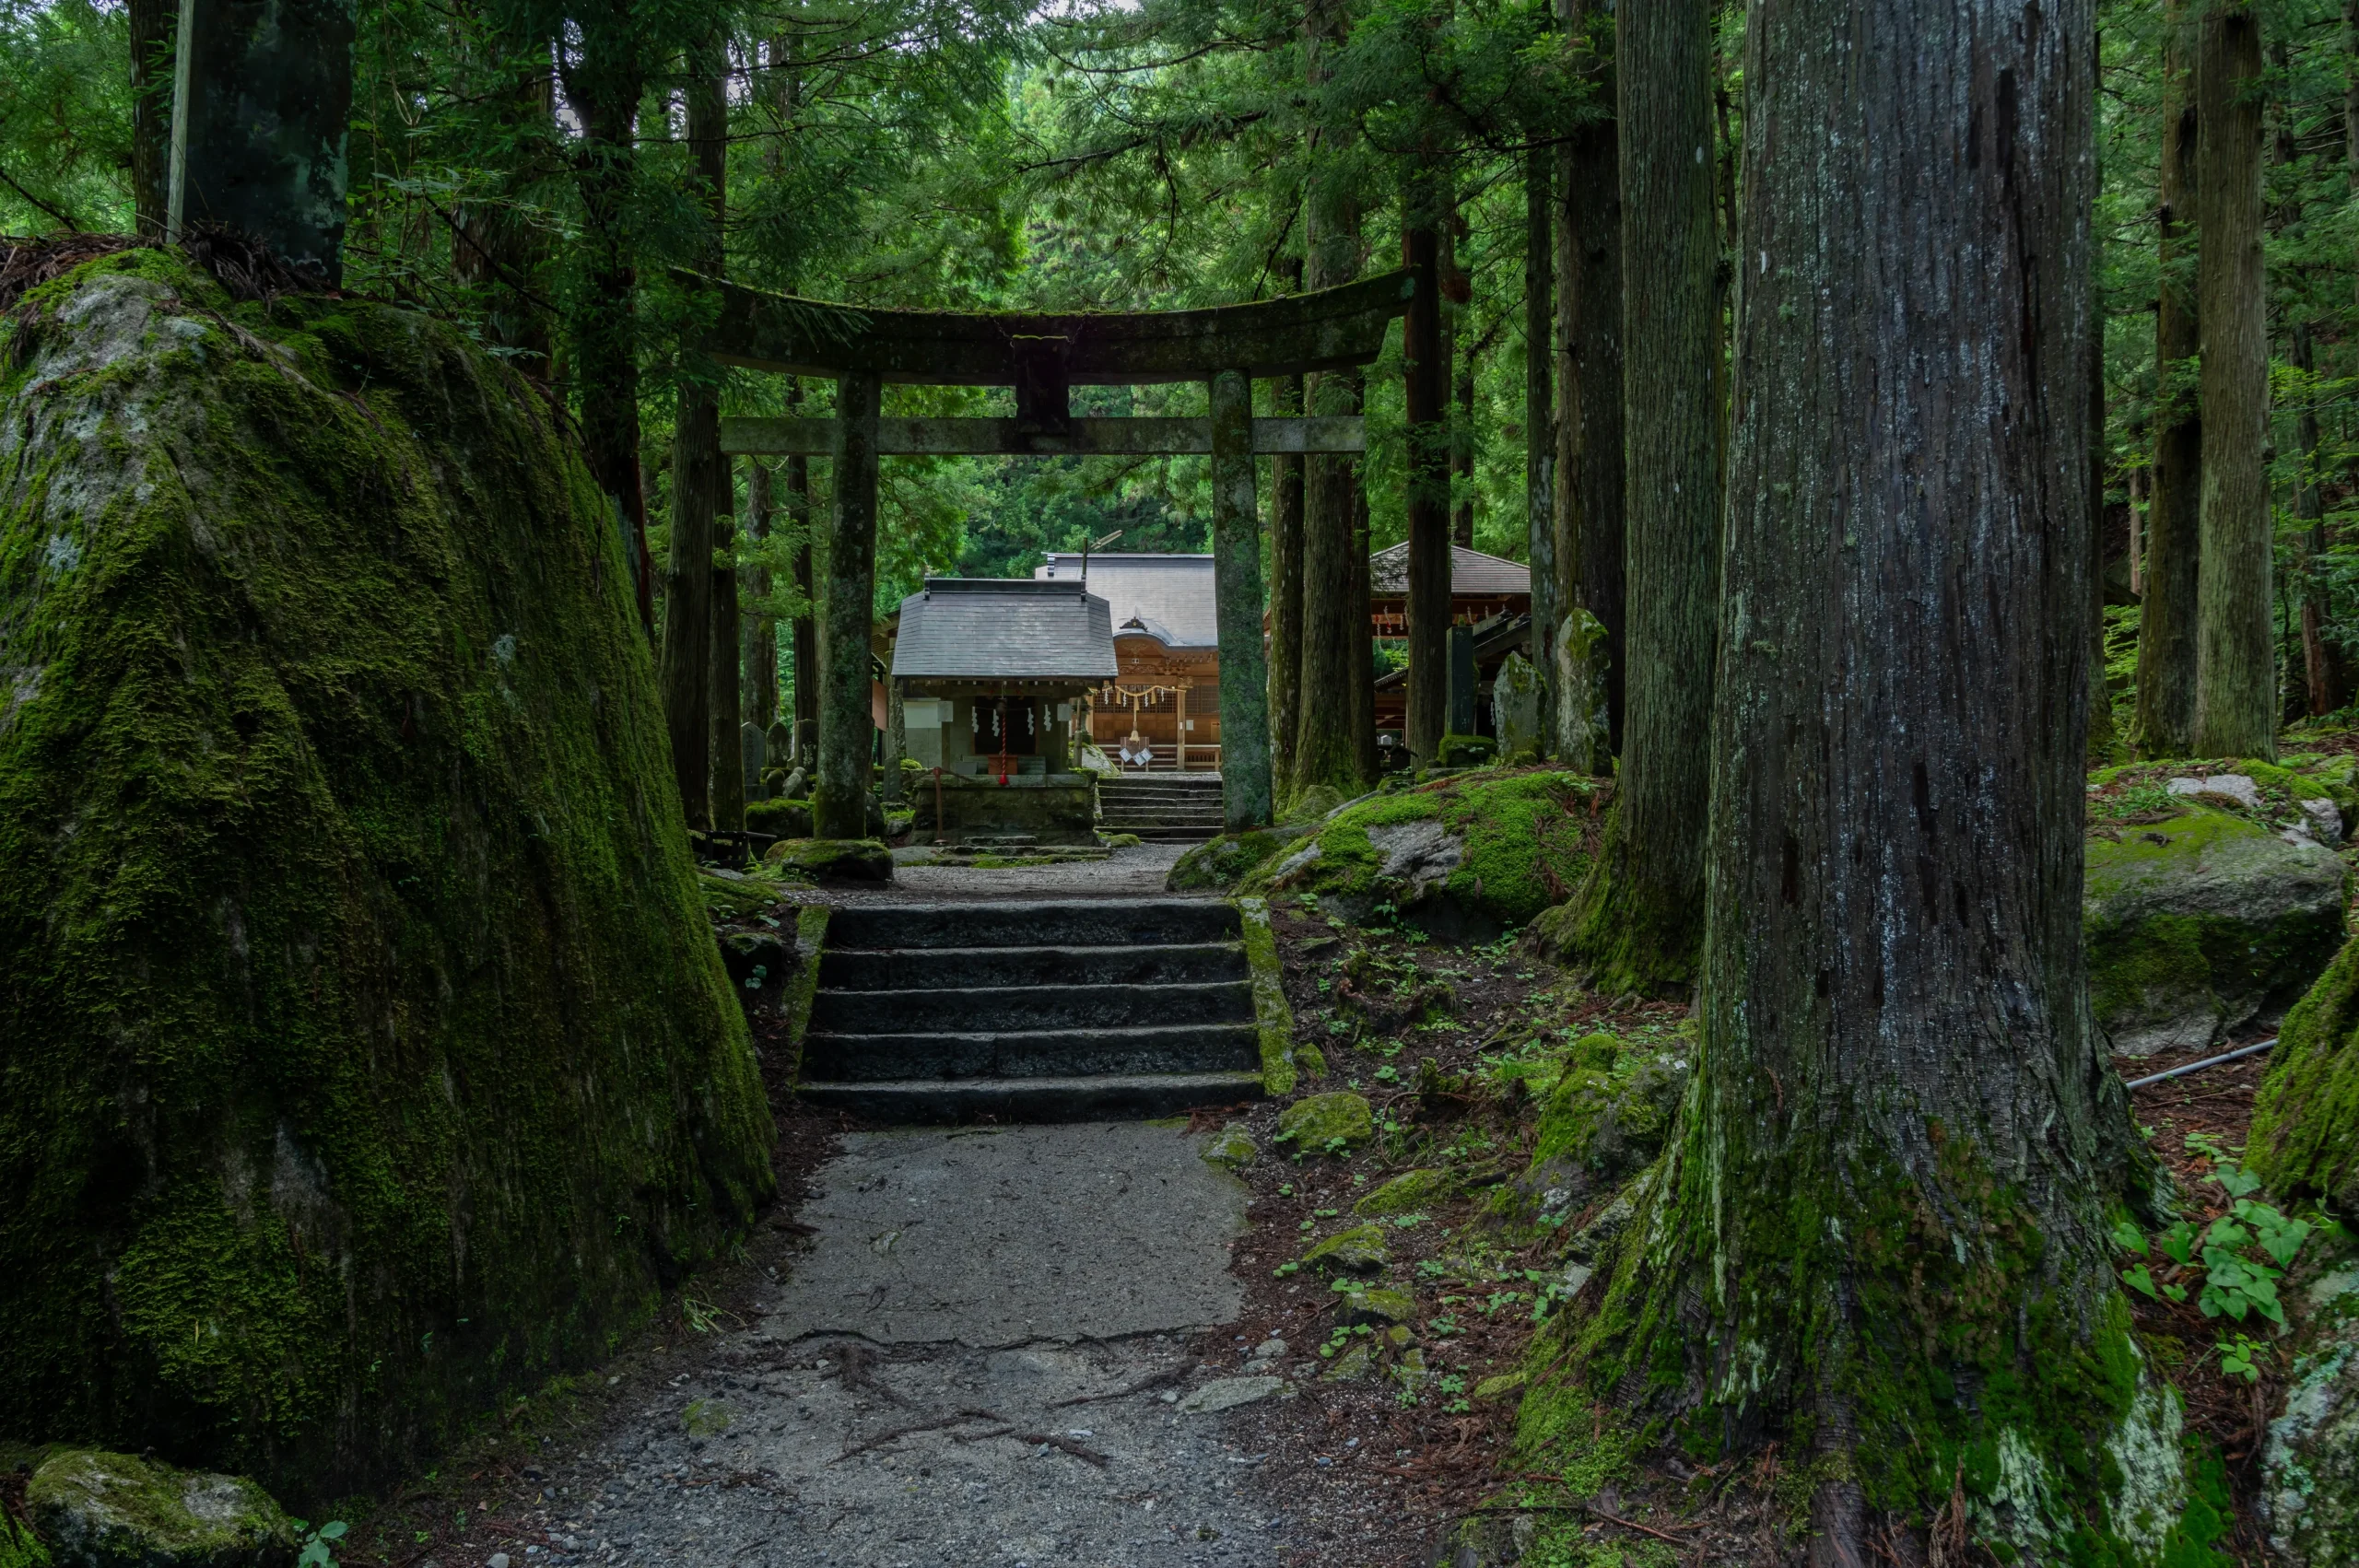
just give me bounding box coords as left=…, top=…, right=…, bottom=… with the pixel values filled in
left=815, top=371, right=882, bottom=839
left=1208, top=369, right=1272, bottom=830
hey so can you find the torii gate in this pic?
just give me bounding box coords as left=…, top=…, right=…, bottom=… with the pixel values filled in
left=689, top=269, right=1422, bottom=839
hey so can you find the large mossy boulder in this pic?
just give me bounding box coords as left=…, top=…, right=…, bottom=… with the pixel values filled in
left=1237, top=768, right=1600, bottom=939
left=2252, top=937, right=2359, bottom=1211
left=2083, top=794, right=2348, bottom=1056
left=0, top=252, right=774, bottom=1492
left=28, top=1449, right=293, bottom=1568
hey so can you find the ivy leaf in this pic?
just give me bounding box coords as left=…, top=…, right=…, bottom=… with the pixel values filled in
left=2121, top=1263, right=2160, bottom=1300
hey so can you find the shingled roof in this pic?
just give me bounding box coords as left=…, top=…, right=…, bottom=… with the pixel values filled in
left=892, top=579, right=1119, bottom=681
left=1367, top=542, right=1532, bottom=598
left=1034, top=553, right=1220, bottom=649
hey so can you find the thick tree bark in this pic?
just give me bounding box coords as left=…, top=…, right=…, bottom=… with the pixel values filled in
left=1555, top=4, right=1626, bottom=755
left=559, top=38, right=653, bottom=634
left=745, top=461, right=780, bottom=730
left=816, top=373, right=881, bottom=839
left=1404, top=212, right=1451, bottom=762
left=1268, top=366, right=1307, bottom=802
left=788, top=380, right=818, bottom=756
left=1540, top=6, right=2181, bottom=1557
left=1525, top=143, right=1558, bottom=752
left=2138, top=6, right=2201, bottom=758
left=657, top=43, right=728, bottom=830
left=1295, top=0, right=1369, bottom=795
left=2192, top=4, right=2274, bottom=760
left=1542, top=0, right=1719, bottom=993
left=129, top=0, right=173, bottom=237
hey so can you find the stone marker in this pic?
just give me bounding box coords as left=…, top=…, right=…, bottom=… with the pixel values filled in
left=1446, top=623, right=1477, bottom=737
left=766, top=719, right=793, bottom=768
left=1491, top=650, right=1543, bottom=761
left=741, top=722, right=766, bottom=802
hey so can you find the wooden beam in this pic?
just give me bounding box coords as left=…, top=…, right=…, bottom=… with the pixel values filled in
left=689, top=270, right=1416, bottom=384
left=718, top=415, right=1367, bottom=458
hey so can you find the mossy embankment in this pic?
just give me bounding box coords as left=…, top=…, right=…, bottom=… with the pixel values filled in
left=0, top=251, right=774, bottom=1498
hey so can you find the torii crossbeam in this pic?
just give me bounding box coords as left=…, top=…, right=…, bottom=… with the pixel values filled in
left=686, top=268, right=1421, bottom=837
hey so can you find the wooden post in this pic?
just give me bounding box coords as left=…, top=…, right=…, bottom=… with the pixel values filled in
left=816, top=371, right=881, bottom=839
left=709, top=508, right=744, bottom=832
left=1176, top=684, right=1189, bottom=773
left=1209, top=369, right=1273, bottom=828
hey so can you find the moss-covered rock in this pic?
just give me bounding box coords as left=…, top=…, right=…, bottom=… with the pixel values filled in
left=2260, top=1253, right=2359, bottom=1565
left=1302, top=1223, right=1389, bottom=1274
left=27, top=1449, right=294, bottom=1567
left=2084, top=802, right=2348, bottom=1056
left=1201, top=1125, right=1258, bottom=1169
left=1353, top=1166, right=1453, bottom=1216
left=1237, top=898, right=1306, bottom=1094
left=1276, top=1091, right=1372, bottom=1154
left=1238, top=767, right=1599, bottom=939
left=1164, top=824, right=1308, bottom=893
left=2253, top=938, right=2359, bottom=1211
left=744, top=796, right=812, bottom=838
left=1497, top=1037, right=1691, bottom=1231
left=0, top=252, right=774, bottom=1493
left=1332, top=1283, right=1416, bottom=1326
left=761, top=837, right=893, bottom=883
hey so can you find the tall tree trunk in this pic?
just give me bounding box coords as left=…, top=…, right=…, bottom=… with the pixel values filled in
left=2089, top=31, right=2120, bottom=766
left=1540, top=0, right=1719, bottom=994
left=2293, top=322, right=2346, bottom=715
left=788, top=379, right=818, bottom=757
left=1451, top=333, right=1478, bottom=548
left=710, top=511, right=744, bottom=832
left=1404, top=205, right=1451, bottom=762
left=129, top=0, right=173, bottom=236
left=2193, top=4, right=2274, bottom=760
left=745, top=461, right=780, bottom=730
left=1539, top=6, right=2180, bottom=1557
left=452, top=64, right=557, bottom=376
left=1296, top=0, right=1369, bottom=795
left=1555, top=1, right=1627, bottom=755
left=1268, top=350, right=1307, bottom=802
left=1352, top=463, right=1378, bottom=779
left=560, top=37, right=653, bottom=634
left=2139, top=6, right=2201, bottom=757
left=1525, top=141, right=1558, bottom=753
left=658, top=41, right=728, bottom=829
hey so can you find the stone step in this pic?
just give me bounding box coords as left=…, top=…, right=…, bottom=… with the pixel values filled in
left=1101, top=813, right=1228, bottom=827
left=796, top=1071, right=1264, bottom=1124
left=827, top=898, right=1238, bottom=951
left=800, top=1023, right=1262, bottom=1082
left=1120, top=827, right=1224, bottom=842
left=1099, top=787, right=1226, bottom=801
left=812, top=979, right=1252, bottom=1036
left=819, top=941, right=1246, bottom=992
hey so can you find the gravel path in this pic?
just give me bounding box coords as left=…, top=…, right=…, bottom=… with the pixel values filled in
left=499, top=1124, right=1313, bottom=1568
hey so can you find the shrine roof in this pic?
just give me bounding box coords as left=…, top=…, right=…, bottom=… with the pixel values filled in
left=1035, top=554, right=1218, bottom=650
left=1367, top=542, right=1532, bottom=599
left=892, top=579, right=1118, bottom=681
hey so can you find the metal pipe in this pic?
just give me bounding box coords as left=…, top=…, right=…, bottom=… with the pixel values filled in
left=2123, top=1038, right=2279, bottom=1092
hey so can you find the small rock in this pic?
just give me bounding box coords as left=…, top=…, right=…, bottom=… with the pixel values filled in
left=1248, top=1338, right=1287, bottom=1363
left=1176, top=1375, right=1286, bottom=1414
left=1277, top=1092, right=1373, bottom=1154
left=1473, top=1371, right=1528, bottom=1402
left=1320, top=1342, right=1378, bottom=1383
left=1332, top=1284, right=1416, bottom=1326
left=491, top=1555, right=513, bottom=1568
left=1201, top=1125, right=1258, bottom=1170
left=1391, top=1345, right=1431, bottom=1392
left=763, top=837, right=893, bottom=883
left=1301, top=1222, right=1389, bottom=1274
left=1352, top=1166, right=1452, bottom=1216
left=27, top=1449, right=295, bottom=1568
left=2169, top=773, right=2263, bottom=811
left=2302, top=798, right=2345, bottom=844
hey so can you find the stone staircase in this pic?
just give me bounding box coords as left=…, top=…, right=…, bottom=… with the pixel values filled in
left=797, top=899, right=1265, bottom=1121
left=1097, top=773, right=1227, bottom=842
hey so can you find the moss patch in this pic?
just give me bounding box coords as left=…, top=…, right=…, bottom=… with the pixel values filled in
left=1276, top=1091, right=1373, bottom=1155
left=1238, top=767, right=1600, bottom=936
left=2252, top=935, right=2359, bottom=1211
left=1166, top=825, right=1309, bottom=893
left=0, top=252, right=773, bottom=1497
left=1236, top=897, right=1303, bottom=1095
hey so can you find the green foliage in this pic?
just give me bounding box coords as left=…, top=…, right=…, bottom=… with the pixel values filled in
left=295, top=1520, right=348, bottom=1568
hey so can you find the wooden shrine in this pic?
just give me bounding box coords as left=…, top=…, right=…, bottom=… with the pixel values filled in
left=687, top=268, right=1421, bottom=837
